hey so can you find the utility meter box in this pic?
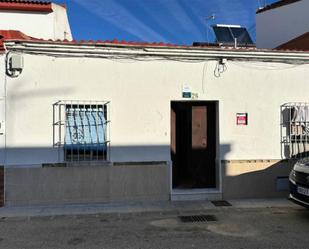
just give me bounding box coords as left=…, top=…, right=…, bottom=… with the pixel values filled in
left=0, top=121, right=5, bottom=134
left=10, top=54, right=24, bottom=70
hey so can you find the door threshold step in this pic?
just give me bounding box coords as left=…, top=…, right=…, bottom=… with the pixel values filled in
left=171, top=189, right=222, bottom=201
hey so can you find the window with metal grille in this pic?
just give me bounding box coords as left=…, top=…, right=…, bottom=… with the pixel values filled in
left=281, top=103, right=309, bottom=159
left=53, top=101, right=110, bottom=162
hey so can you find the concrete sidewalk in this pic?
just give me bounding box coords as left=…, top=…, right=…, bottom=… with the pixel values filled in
left=0, top=198, right=299, bottom=218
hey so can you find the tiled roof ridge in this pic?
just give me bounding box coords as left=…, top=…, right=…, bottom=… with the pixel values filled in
left=0, top=30, right=39, bottom=52
left=0, top=30, right=256, bottom=49
left=2, top=30, right=308, bottom=54
left=0, top=30, right=192, bottom=52
left=0, top=0, right=51, bottom=4
left=0, top=30, right=38, bottom=40
left=0, top=30, right=189, bottom=48
left=256, top=0, right=301, bottom=14
left=0, top=0, right=53, bottom=12
left=41, top=38, right=189, bottom=48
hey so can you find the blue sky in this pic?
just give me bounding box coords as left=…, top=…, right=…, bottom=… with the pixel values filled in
left=53, top=0, right=277, bottom=45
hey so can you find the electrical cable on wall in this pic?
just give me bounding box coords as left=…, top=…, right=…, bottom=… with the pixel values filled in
left=7, top=48, right=216, bottom=63
left=214, top=60, right=227, bottom=78
left=5, top=45, right=309, bottom=66
left=201, top=61, right=208, bottom=93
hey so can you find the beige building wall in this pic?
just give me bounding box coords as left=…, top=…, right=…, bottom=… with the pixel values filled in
left=222, top=159, right=295, bottom=199
left=5, top=163, right=170, bottom=206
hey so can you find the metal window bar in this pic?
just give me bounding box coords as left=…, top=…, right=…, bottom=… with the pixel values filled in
left=281, top=103, right=309, bottom=159
left=53, top=100, right=110, bottom=163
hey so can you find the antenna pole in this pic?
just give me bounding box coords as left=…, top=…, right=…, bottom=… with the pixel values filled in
left=205, top=14, right=215, bottom=44
left=257, top=0, right=262, bottom=8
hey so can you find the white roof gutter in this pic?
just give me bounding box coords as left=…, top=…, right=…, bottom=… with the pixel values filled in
left=4, top=41, right=309, bottom=64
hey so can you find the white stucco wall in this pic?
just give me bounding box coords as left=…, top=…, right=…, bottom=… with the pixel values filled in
left=256, top=0, right=309, bottom=49
left=0, top=55, right=5, bottom=165
left=51, top=4, right=72, bottom=41
left=0, top=4, right=72, bottom=40
left=3, top=51, right=309, bottom=166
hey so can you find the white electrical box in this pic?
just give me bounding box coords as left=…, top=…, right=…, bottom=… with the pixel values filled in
left=10, top=54, right=24, bottom=70
left=0, top=121, right=5, bottom=134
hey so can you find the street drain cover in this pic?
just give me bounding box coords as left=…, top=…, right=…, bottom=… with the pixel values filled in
left=179, top=215, right=217, bottom=223
left=211, top=200, right=232, bottom=207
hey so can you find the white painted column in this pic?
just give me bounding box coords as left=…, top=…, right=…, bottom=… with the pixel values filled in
left=0, top=56, right=6, bottom=165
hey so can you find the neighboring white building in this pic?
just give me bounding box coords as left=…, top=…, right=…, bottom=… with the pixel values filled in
left=256, top=0, right=308, bottom=49
left=0, top=0, right=72, bottom=40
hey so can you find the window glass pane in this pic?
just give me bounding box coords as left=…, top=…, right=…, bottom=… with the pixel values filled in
left=65, top=105, right=107, bottom=160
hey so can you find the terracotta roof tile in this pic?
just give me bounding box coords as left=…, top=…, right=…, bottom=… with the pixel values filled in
left=0, top=0, right=53, bottom=13
left=0, top=30, right=36, bottom=40
left=1, top=30, right=308, bottom=55
left=0, top=30, right=189, bottom=52
left=0, top=30, right=40, bottom=52
left=0, top=41, right=4, bottom=53
left=0, top=0, right=51, bottom=5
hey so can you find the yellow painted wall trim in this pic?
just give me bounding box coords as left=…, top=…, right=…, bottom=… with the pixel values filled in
left=221, top=159, right=297, bottom=164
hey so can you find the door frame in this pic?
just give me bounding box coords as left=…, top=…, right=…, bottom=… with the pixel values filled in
left=170, top=100, right=221, bottom=192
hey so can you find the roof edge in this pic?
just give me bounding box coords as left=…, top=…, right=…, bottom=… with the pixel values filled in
left=3, top=40, right=309, bottom=65
left=276, top=32, right=309, bottom=51
left=4, top=39, right=309, bottom=54
left=0, top=30, right=39, bottom=53
left=0, top=2, right=53, bottom=13
left=256, top=0, right=301, bottom=14
left=1, top=30, right=309, bottom=58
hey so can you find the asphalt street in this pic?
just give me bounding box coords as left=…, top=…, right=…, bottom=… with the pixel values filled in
left=0, top=205, right=308, bottom=249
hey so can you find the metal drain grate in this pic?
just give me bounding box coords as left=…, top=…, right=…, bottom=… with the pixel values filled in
left=211, top=200, right=232, bottom=207
left=179, top=215, right=217, bottom=223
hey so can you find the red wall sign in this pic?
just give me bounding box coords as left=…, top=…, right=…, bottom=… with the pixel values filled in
left=236, top=113, right=248, bottom=125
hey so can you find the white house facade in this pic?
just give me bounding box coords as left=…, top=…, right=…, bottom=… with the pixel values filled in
left=0, top=0, right=308, bottom=207
left=0, top=33, right=308, bottom=205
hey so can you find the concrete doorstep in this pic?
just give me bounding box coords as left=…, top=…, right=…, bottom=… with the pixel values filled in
left=0, top=198, right=299, bottom=218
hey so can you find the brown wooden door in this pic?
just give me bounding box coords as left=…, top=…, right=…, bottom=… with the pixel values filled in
left=171, top=101, right=217, bottom=189
left=192, top=106, right=207, bottom=149
left=191, top=105, right=216, bottom=188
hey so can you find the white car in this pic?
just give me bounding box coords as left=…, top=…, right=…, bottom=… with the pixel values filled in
left=289, top=158, right=309, bottom=208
